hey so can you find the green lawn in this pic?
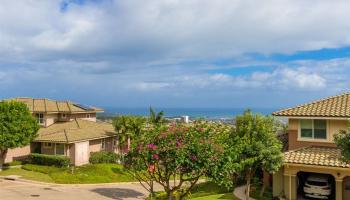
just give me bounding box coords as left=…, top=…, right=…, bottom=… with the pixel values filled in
left=0, top=163, right=134, bottom=184
left=190, top=193, right=238, bottom=200
left=0, top=167, right=54, bottom=183
left=250, top=184, right=273, bottom=200
left=148, top=182, right=240, bottom=200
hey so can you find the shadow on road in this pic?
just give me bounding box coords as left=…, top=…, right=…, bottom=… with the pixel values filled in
left=91, top=188, right=145, bottom=200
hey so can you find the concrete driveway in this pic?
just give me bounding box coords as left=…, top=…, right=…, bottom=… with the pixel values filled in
left=0, top=179, right=152, bottom=200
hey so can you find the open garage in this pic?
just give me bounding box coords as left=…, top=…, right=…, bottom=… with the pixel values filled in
left=297, top=172, right=335, bottom=200
left=273, top=146, right=350, bottom=200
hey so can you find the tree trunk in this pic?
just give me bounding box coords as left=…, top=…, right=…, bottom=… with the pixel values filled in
left=0, top=148, right=8, bottom=172
left=116, top=138, right=120, bottom=154
left=167, top=191, right=174, bottom=200
left=150, top=180, right=154, bottom=197
left=245, top=169, right=252, bottom=200
left=259, top=184, right=266, bottom=197
left=127, top=137, right=131, bottom=151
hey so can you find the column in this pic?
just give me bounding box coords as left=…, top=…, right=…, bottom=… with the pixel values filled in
left=290, top=174, right=297, bottom=200
left=336, top=179, right=343, bottom=200
left=283, top=174, right=297, bottom=200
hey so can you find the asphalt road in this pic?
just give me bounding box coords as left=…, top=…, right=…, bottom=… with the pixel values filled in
left=0, top=179, right=151, bottom=200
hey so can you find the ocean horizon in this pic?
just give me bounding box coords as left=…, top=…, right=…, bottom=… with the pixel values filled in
left=101, top=107, right=279, bottom=119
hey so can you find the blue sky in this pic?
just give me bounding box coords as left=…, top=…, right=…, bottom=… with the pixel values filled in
left=1, top=0, right=350, bottom=109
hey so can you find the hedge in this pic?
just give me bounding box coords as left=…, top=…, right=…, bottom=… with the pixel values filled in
left=89, top=152, right=119, bottom=164
left=29, top=153, right=70, bottom=167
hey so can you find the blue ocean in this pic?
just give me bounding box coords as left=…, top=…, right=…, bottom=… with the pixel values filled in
left=102, top=107, right=278, bottom=119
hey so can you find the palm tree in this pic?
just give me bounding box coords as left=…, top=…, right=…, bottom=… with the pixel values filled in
left=149, top=107, right=165, bottom=126
left=113, top=116, right=130, bottom=153
left=113, top=115, right=147, bottom=153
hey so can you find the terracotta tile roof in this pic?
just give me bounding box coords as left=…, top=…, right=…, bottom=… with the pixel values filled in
left=273, top=92, right=350, bottom=117
left=7, top=97, right=103, bottom=114
left=284, top=146, right=350, bottom=168
left=34, top=119, right=116, bottom=143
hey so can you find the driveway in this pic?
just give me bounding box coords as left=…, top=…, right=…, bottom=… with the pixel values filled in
left=0, top=179, right=153, bottom=200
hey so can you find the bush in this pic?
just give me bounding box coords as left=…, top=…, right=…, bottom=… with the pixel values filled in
left=29, top=153, right=70, bottom=167
left=89, top=152, right=119, bottom=164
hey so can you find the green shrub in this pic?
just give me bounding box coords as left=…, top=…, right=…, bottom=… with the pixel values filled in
left=29, top=153, right=70, bottom=167
left=89, top=152, right=119, bottom=164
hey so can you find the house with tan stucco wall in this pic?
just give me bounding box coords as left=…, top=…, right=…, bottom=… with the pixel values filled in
left=5, top=98, right=119, bottom=166
left=272, top=92, right=350, bottom=200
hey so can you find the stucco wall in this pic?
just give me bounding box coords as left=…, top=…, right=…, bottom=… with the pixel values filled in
left=273, top=167, right=284, bottom=197
left=45, top=114, right=59, bottom=127
left=89, top=137, right=115, bottom=153
left=288, top=118, right=347, bottom=150
left=288, top=130, right=337, bottom=150
left=89, top=139, right=102, bottom=153
left=5, top=145, right=31, bottom=163
left=69, top=144, right=75, bottom=165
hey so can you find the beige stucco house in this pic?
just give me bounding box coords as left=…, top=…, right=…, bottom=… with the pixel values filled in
left=272, top=92, right=350, bottom=200
left=5, top=98, right=119, bottom=166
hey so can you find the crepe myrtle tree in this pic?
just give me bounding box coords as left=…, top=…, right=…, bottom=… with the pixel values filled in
left=0, top=101, right=39, bottom=170
left=211, top=110, right=283, bottom=200
left=124, top=122, right=224, bottom=200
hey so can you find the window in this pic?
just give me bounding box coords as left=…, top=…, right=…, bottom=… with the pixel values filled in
left=300, top=119, right=327, bottom=139
left=55, top=144, right=65, bottom=155
left=61, top=114, right=67, bottom=119
left=43, top=142, right=52, bottom=148
left=101, top=139, right=106, bottom=151
left=86, top=114, right=91, bottom=118
left=36, top=113, right=44, bottom=125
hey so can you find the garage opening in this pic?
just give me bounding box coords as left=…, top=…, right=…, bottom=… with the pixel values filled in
left=297, top=172, right=335, bottom=200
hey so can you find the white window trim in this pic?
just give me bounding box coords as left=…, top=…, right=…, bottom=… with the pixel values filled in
left=298, top=119, right=329, bottom=142
left=37, top=113, right=45, bottom=125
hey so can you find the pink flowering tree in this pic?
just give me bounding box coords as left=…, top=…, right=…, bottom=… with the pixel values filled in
left=124, top=121, right=224, bottom=200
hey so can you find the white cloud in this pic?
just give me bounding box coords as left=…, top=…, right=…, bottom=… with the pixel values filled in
left=2, top=1, right=350, bottom=63
left=0, top=1, right=350, bottom=107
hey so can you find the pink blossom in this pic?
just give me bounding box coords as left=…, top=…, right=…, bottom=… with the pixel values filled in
left=152, top=154, right=159, bottom=160
left=176, top=140, right=182, bottom=147
left=190, top=155, right=198, bottom=161
left=148, top=164, right=155, bottom=173
left=147, top=144, right=158, bottom=150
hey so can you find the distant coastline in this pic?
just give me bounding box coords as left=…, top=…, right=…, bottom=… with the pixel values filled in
left=99, top=107, right=278, bottom=120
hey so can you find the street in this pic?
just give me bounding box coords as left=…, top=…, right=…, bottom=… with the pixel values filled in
left=0, top=179, right=149, bottom=200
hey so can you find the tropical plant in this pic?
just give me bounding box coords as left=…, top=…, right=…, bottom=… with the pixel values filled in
left=113, top=115, right=145, bottom=150
left=0, top=101, right=40, bottom=170
left=149, top=107, right=165, bottom=126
